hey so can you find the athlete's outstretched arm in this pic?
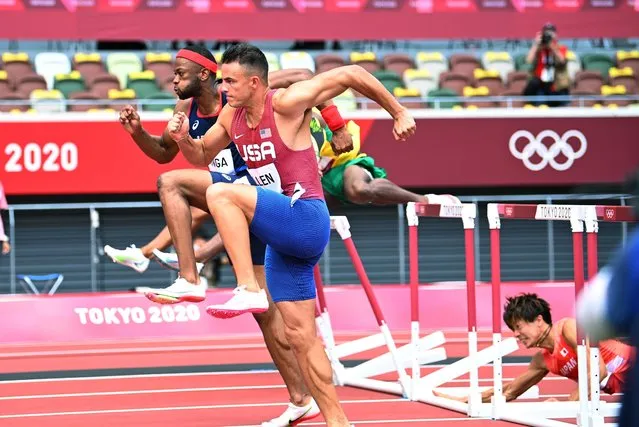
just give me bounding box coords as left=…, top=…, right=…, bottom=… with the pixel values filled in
left=434, top=351, right=549, bottom=403
left=269, top=68, right=353, bottom=153
left=274, top=65, right=415, bottom=140
left=119, top=103, right=185, bottom=164
left=167, top=105, right=232, bottom=167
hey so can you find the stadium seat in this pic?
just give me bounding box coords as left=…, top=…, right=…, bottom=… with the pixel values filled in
left=438, top=71, right=472, bottom=95
left=332, top=89, right=357, bottom=112
left=89, top=73, right=122, bottom=99
left=415, top=52, right=448, bottom=83
left=53, top=71, right=86, bottom=99
left=34, top=52, right=71, bottom=89
left=16, top=74, right=47, bottom=96
left=350, top=52, right=381, bottom=74
left=573, top=70, right=604, bottom=93
left=481, top=51, right=514, bottom=82
left=280, top=51, right=315, bottom=72
left=427, top=87, right=461, bottom=109
left=449, top=53, right=482, bottom=78
left=72, top=53, right=106, bottom=85
left=463, top=85, right=494, bottom=108
left=143, top=91, right=177, bottom=112
left=2, top=52, right=34, bottom=88
left=264, top=51, right=281, bottom=72
left=315, top=54, right=346, bottom=73
left=565, top=50, right=582, bottom=81
left=394, top=87, right=423, bottom=108
left=403, top=69, right=436, bottom=97
left=144, top=52, right=174, bottom=87
left=601, top=84, right=630, bottom=106
left=107, top=88, right=136, bottom=109
left=0, top=92, right=29, bottom=112
left=609, top=67, right=638, bottom=94
left=581, top=53, right=615, bottom=79
left=68, top=92, right=102, bottom=112
left=30, top=89, right=65, bottom=113
left=127, top=70, right=161, bottom=99
left=617, top=50, right=639, bottom=79
left=0, top=70, right=11, bottom=96
left=383, top=53, right=415, bottom=77
left=372, top=70, right=404, bottom=93
left=506, top=71, right=529, bottom=93
left=106, top=52, right=143, bottom=89
left=473, top=69, right=505, bottom=95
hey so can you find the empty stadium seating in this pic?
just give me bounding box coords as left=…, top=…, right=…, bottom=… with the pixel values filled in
left=0, top=48, right=638, bottom=112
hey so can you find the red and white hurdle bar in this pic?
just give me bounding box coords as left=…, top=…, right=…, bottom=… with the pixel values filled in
left=486, top=203, right=634, bottom=427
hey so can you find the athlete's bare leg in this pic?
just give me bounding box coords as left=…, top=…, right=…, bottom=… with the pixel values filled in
left=343, top=165, right=427, bottom=206
left=277, top=299, right=349, bottom=426
left=156, top=169, right=212, bottom=284
left=253, top=266, right=312, bottom=406
left=158, top=171, right=311, bottom=407
left=140, top=207, right=209, bottom=259
left=193, top=233, right=225, bottom=263
left=205, top=182, right=348, bottom=425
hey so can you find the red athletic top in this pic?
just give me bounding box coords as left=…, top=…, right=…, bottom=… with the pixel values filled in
left=542, top=318, right=632, bottom=394
left=231, top=89, right=324, bottom=201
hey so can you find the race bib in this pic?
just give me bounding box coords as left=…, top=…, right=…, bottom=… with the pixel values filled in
left=249, top=164, right=282, bottom=193
left=208, top=148, right=234, bottom=174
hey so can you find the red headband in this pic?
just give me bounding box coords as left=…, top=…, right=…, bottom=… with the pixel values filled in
left=176, top=49, right=218, bottom=73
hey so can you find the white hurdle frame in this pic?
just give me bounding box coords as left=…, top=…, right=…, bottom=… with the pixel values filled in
left=315, top=215, right=442, bottom=400
left=487, top=203, right=622, bottom=427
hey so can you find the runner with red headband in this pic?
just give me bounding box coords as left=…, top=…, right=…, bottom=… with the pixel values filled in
left=107, top=45, right=352, bottom=426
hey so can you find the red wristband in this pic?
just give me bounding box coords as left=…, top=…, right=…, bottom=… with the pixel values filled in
left=320, top=105, right=345, bottom=132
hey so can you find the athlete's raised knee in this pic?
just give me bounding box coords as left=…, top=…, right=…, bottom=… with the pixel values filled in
left=205, top=182, right=232, bottom=205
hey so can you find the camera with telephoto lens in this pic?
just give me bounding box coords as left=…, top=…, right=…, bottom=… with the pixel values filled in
left=541, top=30, right=553, bottom=45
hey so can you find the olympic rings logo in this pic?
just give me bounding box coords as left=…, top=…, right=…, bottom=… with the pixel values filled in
left=605, top=208, right=615, bottom=220
left=509, top=130, right=587, bottom=172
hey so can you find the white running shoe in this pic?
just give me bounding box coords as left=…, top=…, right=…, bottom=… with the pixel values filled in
left=104, top=245, right=150, bottom=273
left=261, top=399, right=320, bottom=426
left=152, top=248, right=204, bottom=273
left=425, top=194, right=462, bottom=205
left=206, top=285, right=269, bottom=319
left=141, top=277, right=207, bottom=304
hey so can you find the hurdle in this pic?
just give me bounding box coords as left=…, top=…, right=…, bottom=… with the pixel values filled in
left=405, top=202, right=521, bottom=416
left=583, top=204, right=636, bottom=427
left=486, top=203, right=622, bottom=427
left=314, top=215, right=449, bottom=400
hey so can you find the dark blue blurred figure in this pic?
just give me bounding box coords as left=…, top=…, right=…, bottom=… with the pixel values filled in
left=577, top=169, right=639, bottom=427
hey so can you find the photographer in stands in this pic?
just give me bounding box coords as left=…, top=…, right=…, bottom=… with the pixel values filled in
left=522, top=23, right=570, bottom=106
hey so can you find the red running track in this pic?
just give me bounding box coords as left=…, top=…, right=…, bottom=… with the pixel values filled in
left=0, top=332, right=620, bottom=427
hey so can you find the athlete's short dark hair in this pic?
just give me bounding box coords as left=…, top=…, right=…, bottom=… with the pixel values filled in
left=221, top=43, right=268, bottom=83
left=503, top=293, right=552, bottom=330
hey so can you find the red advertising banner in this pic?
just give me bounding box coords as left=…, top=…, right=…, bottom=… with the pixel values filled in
left=1, top=110, right=638, bottom=196
left=0, top=4, right=637, bottom=39
left=0, top=283, right=575, bottom=345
